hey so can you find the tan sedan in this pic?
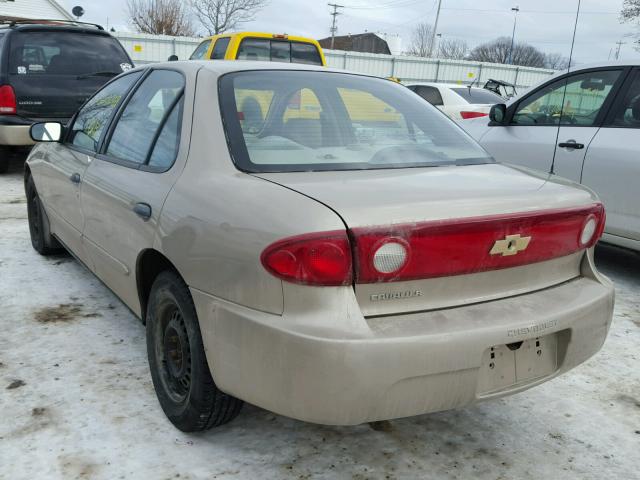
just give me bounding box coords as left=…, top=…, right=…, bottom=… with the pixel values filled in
left=24, top=61, right=615, bottom=432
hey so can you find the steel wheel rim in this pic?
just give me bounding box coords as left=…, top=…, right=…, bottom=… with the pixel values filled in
left=158, top=306, right=192, bottom=403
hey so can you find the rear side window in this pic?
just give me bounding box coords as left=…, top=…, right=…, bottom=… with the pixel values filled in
left=68, top=71, right=142, bottom=152
left=451, top=88, right=504, bottom=105
left=190, top=40, right=211, bottom=60
left=106, top=70, right=184, bottom=167
left=8, top=31, right=131, bottom=76
left=414, top=86, right=444, bottom=106
left=210, top=37, right=230, bottom=59
left=237, top=38, right=323, bottom=66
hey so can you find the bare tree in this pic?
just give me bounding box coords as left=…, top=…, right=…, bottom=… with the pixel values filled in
left=621, top=0, right=640, bottom=49
left=544, top=52, right=570, bottom=70
left=437, top=38, right=469, bottom=60
left=127, top=0, right=196, bottom=36
left=406, top=23, right=434, bottom=57
left=190, top=0, right=268, bottom=35
left=467, top=37, right=546, bottom=67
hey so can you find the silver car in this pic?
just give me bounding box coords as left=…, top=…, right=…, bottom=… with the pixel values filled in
left=25, top=61, right=614, bottom=432
left=463, top=62, right=640, bottom=252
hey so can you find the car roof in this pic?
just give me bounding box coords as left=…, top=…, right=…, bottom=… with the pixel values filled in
left=0, top=19, right=106, bottom=33
left=142, top=60, right=355, bottom=78
left=201, top=31, right=320, bottom=44
left=406, top=81, right=484, bottom=90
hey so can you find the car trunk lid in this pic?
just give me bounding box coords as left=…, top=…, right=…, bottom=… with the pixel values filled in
left=256, top=164, right=601, bottom=316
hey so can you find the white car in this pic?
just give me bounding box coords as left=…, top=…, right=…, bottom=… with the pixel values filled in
left=463, top=62, right=640, bottom=252
left=406, top=82, right=504, bottom=121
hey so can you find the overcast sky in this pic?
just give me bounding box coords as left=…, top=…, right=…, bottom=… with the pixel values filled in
left=59, top=0, right=640, bottom=63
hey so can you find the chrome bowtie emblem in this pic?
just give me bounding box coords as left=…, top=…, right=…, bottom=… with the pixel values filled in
left=490, top=234, right=532, bottom=257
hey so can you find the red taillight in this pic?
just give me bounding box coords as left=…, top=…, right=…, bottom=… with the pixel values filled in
left=352, top=203, right=605, bottom=284
left=261, top=231, right=353, bottom=286
left=0, top=85, right=17, bottom=115
left=460, top=111, right=488, bottom=119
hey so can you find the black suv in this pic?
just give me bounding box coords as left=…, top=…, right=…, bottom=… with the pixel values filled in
left=0, top=20, right=133, bottom=173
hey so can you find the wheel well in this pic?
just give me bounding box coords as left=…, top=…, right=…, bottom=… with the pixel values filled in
left=137, top=249, right=180, bottom=323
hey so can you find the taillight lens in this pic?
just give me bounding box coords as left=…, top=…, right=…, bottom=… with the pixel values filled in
left=352, top=203, right=605, bottom=283
left=0, top=85, right=17, bottom=114
left=460, top=111, right=488, bottom=119
left=261, top=231, right=352, bottom=286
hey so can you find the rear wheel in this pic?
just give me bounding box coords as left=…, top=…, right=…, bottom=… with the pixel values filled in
left=26, top=175, right=63, bottom=255
left=146, top=271, right=243, bottom=431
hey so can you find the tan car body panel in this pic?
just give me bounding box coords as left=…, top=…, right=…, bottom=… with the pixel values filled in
left=27, top=61, right=615, bottom=425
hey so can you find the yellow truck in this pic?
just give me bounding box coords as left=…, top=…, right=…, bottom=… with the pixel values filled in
left=189, top=32, right=326, bottom=66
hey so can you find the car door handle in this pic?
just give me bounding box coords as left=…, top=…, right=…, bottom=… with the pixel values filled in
left=558, top=140, right=584, bottom=150
left=133, top=202, right=152, bottom=220
left=69, top=172, right=81, bottom=184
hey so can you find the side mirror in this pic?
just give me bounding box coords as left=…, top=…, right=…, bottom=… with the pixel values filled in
left=168, top=55, right=179, bottom=61
left=489, top=104, right=507, bottom=125
left=30, top=122, right=62, bottom=142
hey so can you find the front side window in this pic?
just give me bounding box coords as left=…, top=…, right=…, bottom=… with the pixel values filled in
left=8, top=31, right=131, bottom=76
left=220, top=71, right=492, bottom=173
left=512, top=70, right=621, bottom=126
left=211, top=37, right=230, bottom=59
left=68, top=71, right=142, bottom=152
left=611, top=71, right=640, bottom=128
left=106, top=70, right=184, bottom=166
left=190, top=40, right=211, bottom=60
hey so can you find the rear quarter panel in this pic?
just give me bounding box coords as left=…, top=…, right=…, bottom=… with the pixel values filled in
left=158, top=68, right=345, bottom=315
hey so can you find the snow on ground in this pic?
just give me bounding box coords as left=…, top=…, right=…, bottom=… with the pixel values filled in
left=1, top=156, right=639, bottom=480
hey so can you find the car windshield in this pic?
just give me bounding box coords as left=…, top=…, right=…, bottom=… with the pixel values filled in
left=8, top=31, right=131, bottom=76
left=451, top=88, right=504, bottom=104
left=219, top=71, right=493, bottom=173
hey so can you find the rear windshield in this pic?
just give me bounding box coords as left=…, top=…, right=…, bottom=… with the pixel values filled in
left=8, top=31, right=132, bottom=76
left=451, top=88, right=503, bottom=105
left=219, top=71, right=493, bottom=173
left=236, top=38, right=323, bottom=66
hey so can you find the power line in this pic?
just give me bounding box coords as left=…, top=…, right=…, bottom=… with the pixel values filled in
left=328, top=3, right=345, bottom=49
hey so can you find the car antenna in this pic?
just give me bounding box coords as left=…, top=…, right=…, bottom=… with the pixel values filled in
left=550, top=0, right=581, bottom=176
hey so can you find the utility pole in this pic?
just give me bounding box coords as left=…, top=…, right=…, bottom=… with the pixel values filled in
left=328, top=3, right=344, bottom=50
left=428, top=0, right=443, bottom=57
left=508, top=6, right=520, bottom=65
left=615, top=40, right=626, bottom=60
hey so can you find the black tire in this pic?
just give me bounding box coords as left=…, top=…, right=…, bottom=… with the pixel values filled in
left=0, top=146, right=9, bottom=174
left=25, top=175, right=63, bottom=255
left=146, top=271, right=243, bottom=432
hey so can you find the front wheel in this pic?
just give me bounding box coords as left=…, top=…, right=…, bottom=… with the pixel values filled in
left=26, top=175, right=63, bottom=255
left=146, top=271, right=243, bottom=431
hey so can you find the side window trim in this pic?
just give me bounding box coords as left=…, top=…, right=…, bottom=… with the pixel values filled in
left=63, top=70, right=145, bottom=155
left=507, top=67, right=629, bottom=127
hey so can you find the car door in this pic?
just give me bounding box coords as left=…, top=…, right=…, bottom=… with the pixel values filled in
left=581, top=69, right=640, bottom=242
left=36, top=71, right=142, bottom=264
left=80, top=69, right=187, bottom=313
left=480, top=69, right=625, bottom=181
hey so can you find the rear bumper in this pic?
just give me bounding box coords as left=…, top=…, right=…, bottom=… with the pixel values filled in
left=0, top=115, right=69, bottom=146
left=192, top=253, right=615, bottom=425
left=0, top=116, right=34, bottom=146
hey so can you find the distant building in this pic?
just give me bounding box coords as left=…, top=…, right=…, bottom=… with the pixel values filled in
left=318, top=32, right=391, bottom=55
left=0, top=0, right=74, bottom=22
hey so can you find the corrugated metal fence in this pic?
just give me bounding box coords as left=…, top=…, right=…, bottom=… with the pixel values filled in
left=113, top=32, right=555, bottom=88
